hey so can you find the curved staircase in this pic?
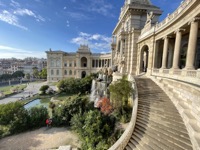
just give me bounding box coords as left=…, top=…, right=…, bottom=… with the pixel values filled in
left=125, top=78, right=193, bottom=150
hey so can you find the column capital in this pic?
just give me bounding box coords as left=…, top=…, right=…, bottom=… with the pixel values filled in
left=188, top=17, right=200, bottom=25
left=162, top=35, right=171, bottom=40
left=174, top=28, right=185, bottom=34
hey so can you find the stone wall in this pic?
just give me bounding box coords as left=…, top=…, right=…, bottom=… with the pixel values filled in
left=108, top=75, right=138, bottom=150
left=150, top=76, right=200, bottom=150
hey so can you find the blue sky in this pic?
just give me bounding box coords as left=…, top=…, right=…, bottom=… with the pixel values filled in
left=0, top=0, right=182, bottom=59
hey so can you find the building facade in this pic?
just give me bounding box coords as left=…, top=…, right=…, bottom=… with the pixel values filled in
left=110, top=0, right=200, bottom=149
left=46, top=45, right=111, bottom=82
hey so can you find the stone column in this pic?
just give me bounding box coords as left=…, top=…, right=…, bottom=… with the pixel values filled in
left=172, top=29, right=184, bottom=69
left=161, top=36, right=169, bottom=69
left=185, top=18, right=199, bottom=70
left=153, top=40, right=159, bottom=68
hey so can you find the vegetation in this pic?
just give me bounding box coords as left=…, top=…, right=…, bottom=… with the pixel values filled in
left=109, top=75, right=133, bottom=123
left=0, top=102, right=48, bottom=138
left=0, top=73, right=133, bottom=149
left=39, top=68, right=47, bottom=79
left=0, top=71, right=24, bottom=82
left=57, top=74, right=95, bottom=95
left=39, top=85, right=49, bottom=95
left=71, top=110, right=116, bottom=150
left=0, top=84, right=26, bottom=96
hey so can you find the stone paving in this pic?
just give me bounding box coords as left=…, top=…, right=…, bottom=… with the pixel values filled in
left=0, top=81, right=56, bottom=104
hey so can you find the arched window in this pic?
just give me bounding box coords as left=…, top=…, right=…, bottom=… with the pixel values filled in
left=69, top=70, right=72, bottom=75
left=65, top=70, right=67, bottom=75
left=81, top=57, right=87, bottom=67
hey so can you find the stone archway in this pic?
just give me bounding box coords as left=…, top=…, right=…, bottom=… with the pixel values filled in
left=140, top=45, right=149, bottom=73
left=81, top=57, right=87, bottom=67
left=81, top=71, right=86, bottom=78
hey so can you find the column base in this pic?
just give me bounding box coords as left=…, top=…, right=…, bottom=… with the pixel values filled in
left=183, top=66, right=195, bottom=70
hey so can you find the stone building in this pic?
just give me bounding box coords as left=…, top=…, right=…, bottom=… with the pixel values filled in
left=109, top=0, right=200, bottom=149
left=46, top=45, right=111, bottom=82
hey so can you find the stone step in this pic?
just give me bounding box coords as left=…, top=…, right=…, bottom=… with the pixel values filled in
left=126, top=78, right=192, bottom=150
left=135, top=124, right=185, bottom=150
left=133, top=129, right=161, bottom=150
left=125, top=145, right=132, bottom=150
left=135, top=122, right=175, bottom=150
left=137, top=115, right=190, bottom=139
left=135, top=121, right=192, bottom=150
left=138, top=104, right=181, bottom=115
left=137, top=112, right=187, bottom=132
left=137, top=108, right=184, bottom=124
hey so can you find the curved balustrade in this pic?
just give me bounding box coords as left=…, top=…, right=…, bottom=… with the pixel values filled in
left=139, top=0, right=195, bottom=40
left=108, top=76, right=138, bottom=150
left=152, top=68, right=200, bottom=85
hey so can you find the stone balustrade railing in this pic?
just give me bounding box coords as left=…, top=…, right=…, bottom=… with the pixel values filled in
left=152, top=68, right=200, bottom=85
left=139, top=0, right=195, bottom=40
left=108, top=75, right=138, bottom=150
left=155, top=0, right=193, bottom=31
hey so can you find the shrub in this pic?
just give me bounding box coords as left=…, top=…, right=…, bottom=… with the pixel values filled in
left=39, top=85, right=49, bottom=94
left=52, top=95, right=89, bottom=126
left=71, top=110, right=116, bottom=150
left=0, top=102, right=48, bottom=137
left=27, top=106, right=48, bottom=128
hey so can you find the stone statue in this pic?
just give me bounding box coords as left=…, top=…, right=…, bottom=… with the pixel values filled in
left=146, top=11, right=154, bottom=24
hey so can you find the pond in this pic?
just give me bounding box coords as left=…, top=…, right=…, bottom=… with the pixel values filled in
left=24, top=99, right=49, bottom=109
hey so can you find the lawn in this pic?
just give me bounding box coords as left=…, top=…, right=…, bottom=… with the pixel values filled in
left=0, top=84, right=27, bottom=95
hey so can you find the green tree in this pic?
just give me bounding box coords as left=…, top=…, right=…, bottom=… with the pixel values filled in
left=109, top=75, right=133, bottom=112
left=25, top=73, right=31, bottom=79
left=0, top=102, right=29, bottom=134
left=0, top=74, right=12, bottom=81
left=32, top=67, right=39, bottom=78
left=71, top=110, right=115, bottom=150
left=27, top=106, right=48, bottom=128
left=12, top=71, right=24, bottom=79
left=39, top=85, right=49, bottom=94
left=39, top=68, right=47, bottom=79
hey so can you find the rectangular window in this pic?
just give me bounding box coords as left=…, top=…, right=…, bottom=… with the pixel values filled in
left=51, top=70, right=54, bottom=75
left=56, top=70, right=59, bottom=75
left=64, top=63, right=67, bottom=67
left=74, top=61, right=76, bottom=67
left=69, top=62, right=72, bottom=67
left=74, top=70, right=76, bottom=75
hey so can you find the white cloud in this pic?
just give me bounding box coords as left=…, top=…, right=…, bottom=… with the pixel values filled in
left=89, top=1, right=113, bottom=16
left=67, top=11, right=89, bottom=20
left=0, top=45, right=46, bottom=59
left=79, top=0, right=114, bottom=17
left=64, top=6, right=67, bottom=10
left=66, top=20, right=70, bottom=27
left=14, top=8, right=45, bottom=22
left=0, top=10, right=27, bottom=30
left=71, top=32, right=112, bottom=52
left=10, top=0, right=20, bottom=8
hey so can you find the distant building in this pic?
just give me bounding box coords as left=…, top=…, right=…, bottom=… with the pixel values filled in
left=0, top=58, right=47, bottom=76
left=46, top=45, right=111, bottom=82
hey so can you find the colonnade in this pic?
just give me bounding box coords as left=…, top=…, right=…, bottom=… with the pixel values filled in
left=154, top=17, right=200, bottom=70
left=92, top=59, right=111, bottom=68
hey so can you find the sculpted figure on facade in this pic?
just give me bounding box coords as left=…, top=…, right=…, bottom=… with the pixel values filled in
left=146, top=11, right=154, bottom=24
